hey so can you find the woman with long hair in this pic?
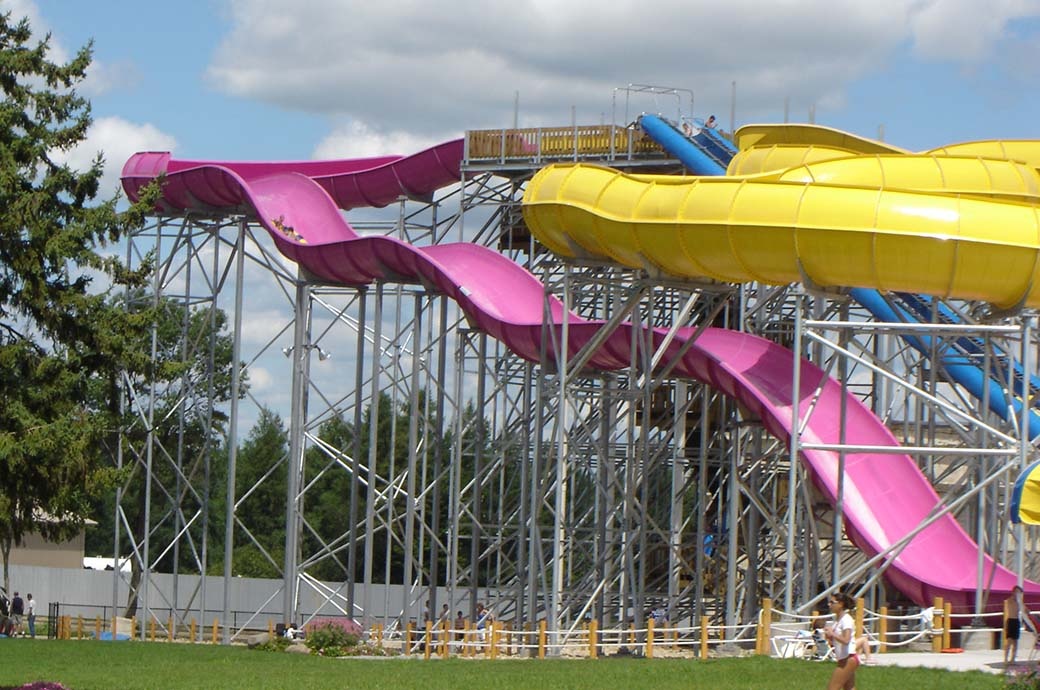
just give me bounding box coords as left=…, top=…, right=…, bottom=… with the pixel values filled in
left=824, top=592, right=859, bottom=690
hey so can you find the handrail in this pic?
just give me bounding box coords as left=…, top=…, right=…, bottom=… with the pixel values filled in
left=464, top=125, right=664, bottom=165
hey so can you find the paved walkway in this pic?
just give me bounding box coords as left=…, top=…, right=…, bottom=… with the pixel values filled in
left=871, top=648, right=1030, bottom=675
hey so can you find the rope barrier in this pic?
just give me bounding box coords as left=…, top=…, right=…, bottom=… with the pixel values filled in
left=366, top=595, right=1017, bottom=660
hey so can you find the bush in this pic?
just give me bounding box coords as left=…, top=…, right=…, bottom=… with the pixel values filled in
left=304, top=617, right=361, bottom=637
left=305, top=621, right=359, bottom=657
left=252, top=636, right=291, bottom=653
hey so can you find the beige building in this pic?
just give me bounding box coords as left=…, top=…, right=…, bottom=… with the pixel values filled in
left=8, top=517, right=94, bottom=570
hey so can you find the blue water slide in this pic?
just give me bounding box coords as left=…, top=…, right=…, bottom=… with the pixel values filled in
left=638, top=114, right=732, bottom=175
left=894, top=292, right=1040, bottom=401
left=689, top=117, right=739, bottom=164
left=850, top=287, right=1040, bottom=440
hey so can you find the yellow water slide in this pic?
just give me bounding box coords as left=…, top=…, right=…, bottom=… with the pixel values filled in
left=522, top=124, right=1040, bottom=310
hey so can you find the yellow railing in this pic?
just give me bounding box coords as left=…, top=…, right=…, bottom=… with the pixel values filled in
left=465, top=125, right=663, bottom=163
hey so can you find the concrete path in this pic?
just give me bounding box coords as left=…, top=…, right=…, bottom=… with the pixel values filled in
left=871, top=648, right=1031, bottom=675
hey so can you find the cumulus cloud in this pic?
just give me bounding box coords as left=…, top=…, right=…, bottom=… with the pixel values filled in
left=908, top=0, right=1040, bottom=63
left=207, top=0, right=916, bottom=138
left=50, top=116, right=177, bottom=199
left=313, top=120, right=440, bottom=159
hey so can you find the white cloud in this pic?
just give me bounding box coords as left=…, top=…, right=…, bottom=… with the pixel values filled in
left=206, top=0, right=917, bottom=136
left=81, top=59, right=142, bottom=97
left=312, top=120, right=440, bottom=159
left=51, top=116, right=177, bottom=199
left=246, top=366, right=274, bottom=392
left=908, top=0, right=1040, bottom=62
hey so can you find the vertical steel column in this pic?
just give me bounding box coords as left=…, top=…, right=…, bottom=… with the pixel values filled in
left=428, top=298, right=448, bottom=615
left=694, top=386, right=709, bottom=624
left=283, top=279, right=311, bottom=625
left=172, top=234, right=192, bottom=624
left=832, top=302, right=850, bottom=584
left=469, top=334, right=488, bottom=613
left=785, top=289, right=805, bottom=612
left=346, top=290, right=367, bottom=616
left=669, top=381, right=688, bottom=616
left=515, top=362, right=534, bottom=628
left=550, top=270, right=572, bottom=641
left=527, top=370, right=546, bottom=625
left=138, top=219, right=164, bottom=636
left=724, top=418, right=740, bottom=626
left=1017, top=315, right=1035, bottom=584
left=221, top=221, right=247, bottom=642
left=362, top=284, right=384, bottom=625
left=402, top=294, right=423, bottom=624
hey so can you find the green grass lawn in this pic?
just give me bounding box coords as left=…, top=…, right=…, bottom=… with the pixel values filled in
left=0, top=640, right=1006, bottom=690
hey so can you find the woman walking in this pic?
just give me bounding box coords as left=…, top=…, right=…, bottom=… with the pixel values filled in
left=824, top=592, right=859, bottom=690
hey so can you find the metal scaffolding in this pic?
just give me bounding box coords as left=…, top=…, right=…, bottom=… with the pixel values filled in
left=116, top=134, right=1040, bottom=648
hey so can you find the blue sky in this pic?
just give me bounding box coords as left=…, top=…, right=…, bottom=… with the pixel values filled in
left=10, top=0, right=1040, bottom=427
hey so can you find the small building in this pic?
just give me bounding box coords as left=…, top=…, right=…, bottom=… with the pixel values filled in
left=8, top=514, right=96, bottom=570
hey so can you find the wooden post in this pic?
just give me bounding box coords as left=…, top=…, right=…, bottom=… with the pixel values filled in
left=424, top=621, right=433, bottom=660
left=94, top=616, right=101, bottom=640
left=931, top=598, right=943, bottom=653
left=490, top=622, right=500, bottom=659
left=700, top=615, right=709, bottom=659
left=150, top=617, right=156, bottom=642
left=629, top=622, right=636, bottom=645
left=854, top=597, right=865, bottom=639
left=190, top=618, right=197, bottom=644
left=538, top=620, right=547, bottom=659
left=879, top=606, right=888, bottom=654
left=647, top=617, right=655, bottom=658
left=942, top=602, right=952, bottom=650
left=589, top=619, right=598, bottom=659
left=213, top=618, right=219, bottom=644
left=268, top=619, right=274, bottom=638
left=132, top=616, right=138, bottom=639
left=169, top=616, right=175, bottom=642
left=405, top=622, right=413, bottom=656
left=760, top=598, right=773, bottom=655
left=441, top=619, right=450, bottom=658
left=76, top=615, right=83, bottom=641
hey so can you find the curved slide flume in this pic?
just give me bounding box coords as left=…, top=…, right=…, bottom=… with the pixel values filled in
left=522, top=156, right=1040, bottom=309
left=122, top=139, right=465, bottom=213
left=122, top=145, right=1035, bottom=612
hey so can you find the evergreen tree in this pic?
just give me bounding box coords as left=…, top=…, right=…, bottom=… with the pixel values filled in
left=232, top=407, right=288, bottom=578
left=0, top=13, right=155, bottom=593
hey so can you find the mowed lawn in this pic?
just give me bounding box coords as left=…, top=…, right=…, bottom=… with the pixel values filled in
left=0, top=640, right=1005, bottom=690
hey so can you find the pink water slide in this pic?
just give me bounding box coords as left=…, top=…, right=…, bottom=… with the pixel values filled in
left=121, top=144, right=1035, bottom=612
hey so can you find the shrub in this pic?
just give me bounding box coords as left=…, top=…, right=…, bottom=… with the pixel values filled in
left=304, top=617, right=361, bottom=637
left=252, top=636, right=292, bottom=653
left=305, top=620, right=359, bottom=657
